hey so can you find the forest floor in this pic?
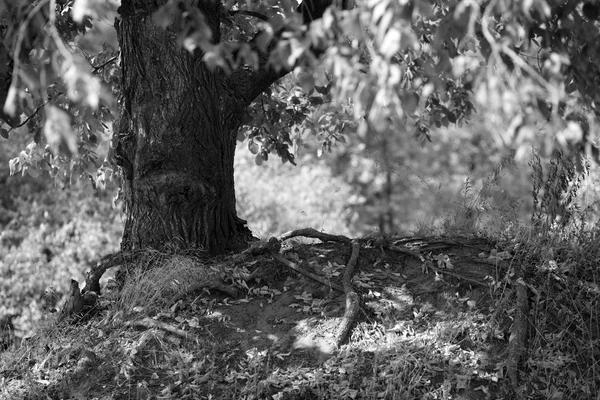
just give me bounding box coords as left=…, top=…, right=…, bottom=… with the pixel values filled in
left=1, top=230, right=599, bottom=399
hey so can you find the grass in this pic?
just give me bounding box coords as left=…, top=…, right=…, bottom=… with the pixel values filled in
left=1, top=152, right=599, bottom=399
left=1, top=218, right=598, bottom=399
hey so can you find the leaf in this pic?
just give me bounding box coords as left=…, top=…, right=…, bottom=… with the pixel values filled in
left=0, top=128, right=8, bottom=139
left=44, top=105, right=78, bottom=156
left=71, top=0, right=103, bottom=23
left=288, top=38, right=306, bottom=66
left=297, top=73, right=315, bottom=93
left=537, top=99, right=552, bottom=120
left=400, top=92, right=419, bottom=114
left=248, top=140, right=259, bottom=154
left=254, top=152, right=263, bottom=166
left=308, top=96, right=323, bottom=105
left=446, top=111, right=457, bottom=123
left=380, top=25, right=401, bottom=58
left=237, top=129, right=246, bottom=142
left=314, top=85, right=329, bottom=95
left=8, top=157, right=20, bottom=176
left=25, top=166, right=39, bottom=178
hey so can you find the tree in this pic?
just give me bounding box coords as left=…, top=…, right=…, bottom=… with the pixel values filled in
left=1, top=0, right=599, bottom=257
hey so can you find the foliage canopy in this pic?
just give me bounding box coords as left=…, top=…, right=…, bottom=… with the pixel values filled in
left=0, top=0, right=599, bottom=181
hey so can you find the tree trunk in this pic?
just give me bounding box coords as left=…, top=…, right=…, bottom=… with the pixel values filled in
left=113, top=0, right=334, bottom=254
left=114, top=1, right=255, bottom=254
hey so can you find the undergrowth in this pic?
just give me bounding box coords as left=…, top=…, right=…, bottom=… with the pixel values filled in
left=1, top=152, right=599, bottom=399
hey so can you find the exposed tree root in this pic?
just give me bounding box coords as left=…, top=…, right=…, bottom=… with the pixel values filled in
left=57, top=279, right=101, bottom=324
left=278, top=228, right=352, bottom=244
left=235, top=228, right=354, bottom=293
left=267, top=229, right=362, bottom=347
left=58, top=279, right=84, bottom=322
left=85, top=251, right=130, bottom=294
left=336, top=240, right=361, bottom=347
left=268, top=228, right=362, bottom=346
left=270, top=251, right=344, bottom=293
left=171, top=279, right=239, bottom=305
left=507, top=266, right=529, bottom=390
left=235, top=237, right=281, bottom=259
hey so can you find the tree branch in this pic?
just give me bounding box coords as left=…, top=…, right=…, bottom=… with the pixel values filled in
left=270, top=250, right=345, bottom=292
left=92, top=56, right=118, bottom=74
left=229, top=0, right=337, bottom=101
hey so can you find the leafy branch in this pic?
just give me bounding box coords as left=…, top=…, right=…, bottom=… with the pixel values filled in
left=0, top=101, right=47, bottom=139
left=92, top=56, right=118, bottom=74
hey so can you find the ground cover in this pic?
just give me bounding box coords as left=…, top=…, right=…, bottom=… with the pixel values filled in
left=2, top=228, right=597, bottom=399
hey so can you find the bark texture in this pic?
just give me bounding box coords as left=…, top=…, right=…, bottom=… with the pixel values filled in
left=114, top=0, right=333, bottom=254
left=116, top=1, right=249, bottom=253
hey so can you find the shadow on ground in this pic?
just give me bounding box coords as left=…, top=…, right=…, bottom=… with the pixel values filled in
left=2, top=235, right=591, bottom=399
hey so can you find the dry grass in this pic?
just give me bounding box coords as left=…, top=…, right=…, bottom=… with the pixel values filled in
left=115, top=251, right=212, bottom=312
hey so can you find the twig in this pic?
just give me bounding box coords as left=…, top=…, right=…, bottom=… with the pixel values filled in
left=269, top=251, right=344, bottom=292
left=278, top=228, right=352, bottom=244
left=125, top=318, right=191, bottom=339
left=92, top=56, right=118, bottom=74
left=501, top=45, right=553, bottom=94
left=4, top=102, right=47, bottom=135
left=336, top=240, right=361, bottom=347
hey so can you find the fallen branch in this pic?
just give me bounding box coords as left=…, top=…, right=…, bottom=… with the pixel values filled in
left=507, top=269, right=529, bottom=390
left=336, top=240, right=361, bottom=347
left=269, top=251, right=344, bottom=293
left=278, top=228, right=352, bottom=244
left=125, top=318, right=191, bottom=339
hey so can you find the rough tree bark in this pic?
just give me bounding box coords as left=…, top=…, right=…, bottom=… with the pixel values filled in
left=113, top=0, right=326, bottom=254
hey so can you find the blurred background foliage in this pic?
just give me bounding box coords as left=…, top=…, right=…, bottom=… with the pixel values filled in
left=0, top=127, right=121, bottom=335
